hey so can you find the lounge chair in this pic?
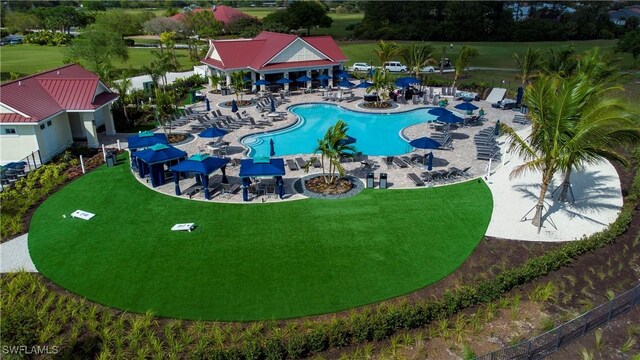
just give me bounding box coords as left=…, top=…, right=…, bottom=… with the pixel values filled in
left=312, top=158, right=322, bottom=168
left=221, top=183, right=240, bottom=196
left=286, top=159, right=299, bottom=171
left=407, top=173, right=425, bottom=187
left=392, top=157, right=409, bottom=168
left=183, top=183, right=203, bottom=199
left=295, top=157, right=307, bottom=169
left=385, top=156, right=395, bottom=168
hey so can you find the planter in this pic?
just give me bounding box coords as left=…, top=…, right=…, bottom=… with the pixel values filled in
left=299, top=174, right=364, bottom=200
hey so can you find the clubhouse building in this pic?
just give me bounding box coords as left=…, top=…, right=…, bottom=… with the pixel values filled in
left=201, top=31, right=348, bottom=91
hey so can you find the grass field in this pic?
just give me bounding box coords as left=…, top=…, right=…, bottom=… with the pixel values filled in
left=0, top=45, right=193, bottom=81
left=28, top=156, right=492, bottom=321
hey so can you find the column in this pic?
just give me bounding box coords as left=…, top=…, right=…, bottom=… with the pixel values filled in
left=104, top=105, right=116, bottom=136
left=251, top=71, right=257, bottom=93
left=328, top=68, right=334, bottom=88
left=81, top=112, right=99, bottom=148
left=225, top=73, right=231, bottom=90
left=306, top=70, right=312, bottom=89
left=260, top=73, right=266, bottom=92
left=284, top=72, right=290, bottom=91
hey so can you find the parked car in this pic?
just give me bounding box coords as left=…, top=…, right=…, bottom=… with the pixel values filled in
left=350, top=62, right=374, bottom=72
left=420, top=65, right=436, bottom=72
left=383, top=61, right=407, bottom=72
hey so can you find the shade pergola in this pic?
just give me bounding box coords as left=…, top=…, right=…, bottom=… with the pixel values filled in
left=169, top=154, right=230, bottom=200
left=135, top=144, right=187, bottom=187
left=127, top=131, right=168, bottom=151
left=238, top=157, right=286, bottom=201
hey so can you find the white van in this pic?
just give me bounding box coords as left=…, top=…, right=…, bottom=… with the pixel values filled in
left=383, top=61, right=407, bottom=72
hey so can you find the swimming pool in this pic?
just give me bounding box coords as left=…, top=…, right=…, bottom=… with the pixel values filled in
left=242, top=104, right=440, bottom=157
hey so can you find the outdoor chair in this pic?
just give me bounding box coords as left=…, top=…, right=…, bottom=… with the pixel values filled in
left=221, top=183, right=240, bottom=196
left=183, top=183, right=203, bottom=199
left=207, top=182, right=221, bottom=196
left=407, top=173, right=425, bottom=187
left=392, top=157, right=409, bottom=168
left=312, top=158, right=322, bottom=168
left=266, top=184, right=277, bottom=198
left=248, top=184, right=259, bottom=199
left=410, top=154, right=424, bottom=165
left=295, top=157, right=307, bottom=169
left=385, top=156, right=395, bottom=168
left=286, top=159, right=299, bottom=171
left=421, top=171, right=434, bottom=183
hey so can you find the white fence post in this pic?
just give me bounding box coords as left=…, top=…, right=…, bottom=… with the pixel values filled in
left=102, top=144, right=107, bottom=162
left=80, top=155, right=86, bottom=174
left=117, top=139, right=121, bottom=150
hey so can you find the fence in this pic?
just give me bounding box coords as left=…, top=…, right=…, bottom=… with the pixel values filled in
left=476, top=283, right=640, bottom=360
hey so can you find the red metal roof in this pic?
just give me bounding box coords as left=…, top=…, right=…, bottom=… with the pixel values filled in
left=203, top=31, right=347, bottom=71
left=170, top=5, right=251, bottom=24
left=0, top=64, right=118, bottom=124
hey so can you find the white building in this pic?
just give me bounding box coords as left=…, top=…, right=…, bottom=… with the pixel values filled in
left=0, top=64, right=118, bottom=164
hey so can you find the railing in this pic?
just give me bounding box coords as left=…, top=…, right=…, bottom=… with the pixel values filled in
left=476, top=283, right=640, bottom=360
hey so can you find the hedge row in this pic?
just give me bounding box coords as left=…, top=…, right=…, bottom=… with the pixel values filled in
left=211, top=149, right=639, bottom=359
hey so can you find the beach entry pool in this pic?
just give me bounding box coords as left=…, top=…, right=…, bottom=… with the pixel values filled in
left=242, top=104, right=439, bottom=157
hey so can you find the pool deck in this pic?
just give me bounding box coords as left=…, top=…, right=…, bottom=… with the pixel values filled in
left=96, top=87, right=623, bottom=243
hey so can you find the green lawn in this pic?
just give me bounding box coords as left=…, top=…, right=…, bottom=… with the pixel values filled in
left=0, top=45, right=193, bottom=81
left=29, top=156, right=492, bottom=321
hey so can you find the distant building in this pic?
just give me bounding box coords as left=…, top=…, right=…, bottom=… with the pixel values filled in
left=0, top=64, right=118, bottom=164
left=609, top=5, right=640, bottom=26
left=201, top=31, right=348, bottom=91
left=508, top=2, right=576, bottom=21
left=170, top=5, right=253, bottom=25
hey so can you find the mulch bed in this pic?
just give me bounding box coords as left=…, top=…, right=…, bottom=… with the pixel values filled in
left=304, top=176, right=354, bottom=195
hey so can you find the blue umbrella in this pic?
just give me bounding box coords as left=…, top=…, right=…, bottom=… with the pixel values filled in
left=438, top=112, right=463, bottom=124
left=254, top=79, right=270, bottom=86
left=198, top=127, right=228, bottom=138
left=454, top=102, right=479, bottom=111
left=355, top=81, right=373, bottom=89
left=427, top=152, right=434, bottom=171
left=296, top=75, right=312, bottom=83
left=495, top=120, right=501, bottom=136
left=269, top=138, right=276, bottom=157
left=316, top=74, right=331, bottom=81
left=428, top=107, right=451, bottom=116
left=243, top=76, right=251, bottom=82
left=231, top=99, right=238, bottom=113
left=409, top=137, right=442, bottom=150
left=276, top=78, right=293, bottom=84
left=337, top=80, right=355, bottom=88
left=338, top=135, right=357, bottom=145
left=515, top=86, right=524, bottom=105
left=205, top=98, right=210, bottom=112
left=395, top=77, right=421, bottom=87
left=270, top=97, right=276, bottom=113
left=336, top=70, right=349, bottom=80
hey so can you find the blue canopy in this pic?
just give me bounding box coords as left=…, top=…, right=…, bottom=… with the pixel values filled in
left=395, top=77, right=421, bottom=87
left=170, top=154, right=229, bottom=175
left=231, top=99, right=238, bottom=113
left=337, top=80, right=355, bottom=88
left=428, top=107, right=451, bottom=117
left=409, top=137, right=442, bottom=150
left=336, top=70, right=349, bottom=80
left=296, top=75, right=312, bottom=82
left=454, top=102, right=479, bottom=111
left=276, top=78, right=293, bottom=84
left=170, top=154, right=230, bottom=200
left=199, top=127, right=228, bottom=138
left=516, top=86, right=524, bottom=105
left=239, top=158, right=286, bottom=178
left=438, top=112, right=464, bottom=124
left=127, top=131, right=168, bottom=150
left=254, top=79, right=270, bottom=86
left=135, top=144, right=187, bottom=187
left=355, top=81, right=373, bottom=89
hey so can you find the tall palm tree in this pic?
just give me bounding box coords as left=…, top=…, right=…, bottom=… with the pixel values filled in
left=230, top=71, right=247, bottom=102
left=141, top=65, right=162, bottom=97
left=501, top=75, right=587, bottom=231
left=309, top=120, right=356, bottom=184
left=112, top=76, right=132, bottom=127
left=154, top=88, right=177, bottom=136
left=451, top=46, right=479, bottom=87
left=399, top=43, right=436, bottom=78
left=366, top=69, right=393, bottom=108
left=544, top=46, right=577, bottom=76
left=151, top=50, right=176, bottom=88
left=373, top=40, right=398, bottom=70
left=513, top=47, right=543, bottom=87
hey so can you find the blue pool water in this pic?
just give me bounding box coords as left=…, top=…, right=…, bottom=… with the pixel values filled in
left=242, top=104, right=439, bottom=157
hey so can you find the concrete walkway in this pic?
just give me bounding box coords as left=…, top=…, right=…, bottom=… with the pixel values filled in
left=0, top=234, right=37, bottom=273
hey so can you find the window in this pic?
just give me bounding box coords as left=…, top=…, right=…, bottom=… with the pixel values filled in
left=4, top=128, right=16, bottom=134
left=40, top=124, right=45, bottom=130
left=47, top=121, right=52, bottom=126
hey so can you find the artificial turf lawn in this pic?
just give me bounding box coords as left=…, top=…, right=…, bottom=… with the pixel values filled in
left=29, top=158, right=492, bottom=321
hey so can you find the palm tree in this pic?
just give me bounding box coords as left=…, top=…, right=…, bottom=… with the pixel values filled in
left=451, top=46, right=479, bottom=87
left=308, top=120, right=356, bottom=184
left=151, top=50, right=176, bottom=88
left=399, top=43, right=436, bottom=78
left=513, top=47, right=543, bottom=87
left=544, top=46, right=577, bottom=76
left=373, top=40, right=398, bottom=69
left=154, top=88, right=177, bottom=136
left=366, top=68, right=393, bottom=108
left=501, top=74, right=586, bottom=231
left=141, top=65, right=162, bottom=98
left=112, top=76, right=132, bottom=127
left=230, top=71, right=247, bottom=102
left=208, top=73, right=222, bottom=92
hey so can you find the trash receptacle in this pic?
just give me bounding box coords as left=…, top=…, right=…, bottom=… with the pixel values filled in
left=379, top=173, right=388, bottom=189
left=221, top=87, right=229, bottom=96
left=106, top=152, right=116, bottom=167
left=366, top=172, right=375, bottom=188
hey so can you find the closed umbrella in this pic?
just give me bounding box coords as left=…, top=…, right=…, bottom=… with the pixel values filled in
left=427, top=151, right=434, bottom=171
left=515, top=86, right=524, bottom=106
left=205, top=98, right=210, bottom=112
left=270, top=97, right=276, bottom=113
left=231, top=99, right=238, bottom=113
left=269, top=138, right=276, bottom=157
left=495, top=120, right=501, bottom=136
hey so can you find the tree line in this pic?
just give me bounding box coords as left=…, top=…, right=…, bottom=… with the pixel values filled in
left=353, top=1, right=632, bottom=41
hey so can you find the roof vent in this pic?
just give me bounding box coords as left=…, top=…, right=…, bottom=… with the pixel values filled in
left=18, top=81, right=21, bottom=86
left=57, top=70, right=60, bottom=75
